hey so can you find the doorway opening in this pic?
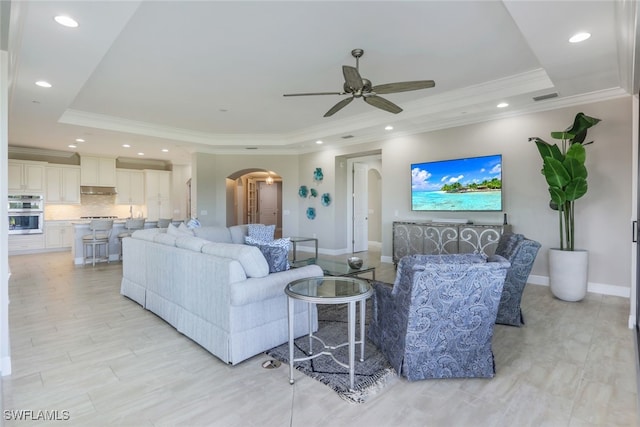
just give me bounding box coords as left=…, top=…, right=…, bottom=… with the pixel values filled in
left=226, top=169, right=282, bottom=238
left=345, top=153, right=382, bottom=254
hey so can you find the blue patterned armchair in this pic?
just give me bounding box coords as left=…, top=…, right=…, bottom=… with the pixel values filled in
left=494, top=233, right=541, bottom=326
left=368, top=254, right=510, bottom=381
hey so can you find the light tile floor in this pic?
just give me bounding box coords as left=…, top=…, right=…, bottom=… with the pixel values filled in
left=1, top=250, right=638, bottom=426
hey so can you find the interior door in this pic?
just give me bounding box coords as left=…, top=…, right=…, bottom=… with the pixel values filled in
left=258, top=181, right=278, bottom=227
left=352, top=162, right=368, bottom=252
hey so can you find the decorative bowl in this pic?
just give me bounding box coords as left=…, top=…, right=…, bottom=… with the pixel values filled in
left=347, top=256, right=363, bottom=269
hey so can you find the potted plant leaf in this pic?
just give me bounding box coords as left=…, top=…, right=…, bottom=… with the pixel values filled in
left=530, top=112, right=601, bottom=301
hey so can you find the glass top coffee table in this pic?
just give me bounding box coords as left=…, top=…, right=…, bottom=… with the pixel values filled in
left=285, top=276, right=373, bottom=391
left=290, top=258, right=376, bottom=280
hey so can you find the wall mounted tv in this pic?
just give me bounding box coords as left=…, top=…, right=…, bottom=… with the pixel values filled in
left=411, top=154, right=502, bottom=211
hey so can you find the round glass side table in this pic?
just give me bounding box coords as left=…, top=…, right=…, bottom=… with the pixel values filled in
left=285, top=276, right=373, bottom=391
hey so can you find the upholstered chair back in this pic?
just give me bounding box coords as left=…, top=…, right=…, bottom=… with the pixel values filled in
left=494, top=233, right=541, bottom=326
left=368, top=255, right=510, bottom=381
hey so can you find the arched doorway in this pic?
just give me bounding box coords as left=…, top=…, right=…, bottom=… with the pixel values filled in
left=226, top=169, right=283, bottom=238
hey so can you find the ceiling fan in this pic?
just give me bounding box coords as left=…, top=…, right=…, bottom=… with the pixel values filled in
left=283, top=48, right=435, bottom=117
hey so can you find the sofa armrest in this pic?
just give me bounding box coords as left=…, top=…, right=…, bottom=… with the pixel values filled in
left=367, top=280, right=406, bottom=374
left=229, top=264, right=323, bottom=306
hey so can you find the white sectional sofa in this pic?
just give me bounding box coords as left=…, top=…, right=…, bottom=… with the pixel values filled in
left=120, top=225, right=323, bottom=365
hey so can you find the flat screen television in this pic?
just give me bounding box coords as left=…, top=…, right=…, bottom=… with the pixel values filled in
left=411, top=154, right=502, bottom=211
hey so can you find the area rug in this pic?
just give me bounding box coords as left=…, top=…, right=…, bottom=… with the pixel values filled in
left=265, top=302, right=398, bottom=403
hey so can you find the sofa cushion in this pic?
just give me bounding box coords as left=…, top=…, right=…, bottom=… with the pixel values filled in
left=245, top=237, right=290, bottom=273
left=247, top=224, right=275, bottom=242
left=229, top=224, right=249, bottom=244
left=154, top=233, right=177, bottom=246
left=201, top=242, right=269, bottom=278
left=194, top=226, right=233, bottom=243
left=132, top=228, right=162, bottom=241
left=176, top=236, right=210, bottom=252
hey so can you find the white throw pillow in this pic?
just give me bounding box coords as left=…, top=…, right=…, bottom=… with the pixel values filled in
left=178, top=223, right=195, bottom=236
left=167, top=222, right=195, bottom=237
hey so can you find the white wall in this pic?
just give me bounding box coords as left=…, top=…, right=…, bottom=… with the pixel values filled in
left=171, top=164, right=191, bottom=220
left=377, top=97, right=631, bottom=293
left=192, top=152, right=302, bottom=236
left=191, top=97, right=632, bottom=294
left=1, top=49, right=11, bottom=375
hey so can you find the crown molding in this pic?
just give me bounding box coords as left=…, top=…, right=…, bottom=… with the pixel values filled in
left=59, top=69, right=629, bottom=158
left=8, top=145, right=76, bottom=158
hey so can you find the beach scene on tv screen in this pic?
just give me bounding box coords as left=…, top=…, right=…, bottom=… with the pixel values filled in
left=411, top=154, right=502, bottom=211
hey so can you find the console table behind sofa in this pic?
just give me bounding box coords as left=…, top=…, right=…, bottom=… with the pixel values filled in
left=392, top=221, right=512, bottom=266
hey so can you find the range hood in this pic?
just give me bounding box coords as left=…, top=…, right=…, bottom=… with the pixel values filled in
left=80, top=186, right=118, bottom=195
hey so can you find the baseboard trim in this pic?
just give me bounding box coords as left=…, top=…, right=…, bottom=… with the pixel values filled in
left=528, top=274, right=630, bottom=298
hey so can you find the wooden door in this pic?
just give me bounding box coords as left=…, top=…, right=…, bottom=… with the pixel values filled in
left=258, top=181, right=278, bottom=226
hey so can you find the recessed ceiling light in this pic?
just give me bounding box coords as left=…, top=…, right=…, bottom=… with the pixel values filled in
left=569, top=32, right=591, bottom=43
left=75, top=138, right=85, bottom=143
left=315, top=140, right=323, bottom=145
left=122, top=144, right=130, bottom=148
left=385, top=125, right=393, bottom=131
left=68, top=144, right=76, bottom=148
left=497, top=102, right=509, bottom=108
left=161, top=149, right=169, bottom=152
left=54, top=15, right=79, bottom=28
left=35, top=81, right=52, bottom=88
left=137, top=152, right=144, bottom=156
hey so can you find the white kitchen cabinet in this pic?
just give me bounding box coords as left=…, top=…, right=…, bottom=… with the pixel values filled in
left=8, top=234, right=45, bottom=253
left=46, top=165, right=81, bottom=204
left=8, top=160, right=45, bottom=193
left=45, top=221, right=73, bottom=249
left=144, top=170, right=172, bottom=221
left=80, top=156, right=116, bottom=186
left=116, top=169, right=145, bottom=205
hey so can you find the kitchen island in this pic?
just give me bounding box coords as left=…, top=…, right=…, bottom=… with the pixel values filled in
left=71, top=219, right=177, bottom=265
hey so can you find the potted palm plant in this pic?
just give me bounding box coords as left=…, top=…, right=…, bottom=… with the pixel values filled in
left=530, top=112, right=601, bottom=301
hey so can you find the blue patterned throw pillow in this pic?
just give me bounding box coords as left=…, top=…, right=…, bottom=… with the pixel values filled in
left=247, top=224, right=276, bottom=242
left=245, top=236, right=290, bottom=273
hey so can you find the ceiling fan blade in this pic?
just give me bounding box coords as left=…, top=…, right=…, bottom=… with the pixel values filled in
left=364, top=95, right=403, bottom=114
left=283, top=91, right=345, bottom=97
left=372, top=80, right=435, bottom=94
left=324, top=97, right=354, bottom=117
left=342, top=65, right=363, bottom=91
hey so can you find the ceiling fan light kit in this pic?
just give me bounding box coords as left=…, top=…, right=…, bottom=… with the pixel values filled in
left=284, top=48, right=435, bottom=117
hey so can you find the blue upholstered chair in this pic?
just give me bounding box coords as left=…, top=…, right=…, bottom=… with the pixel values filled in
left=494, top=233, right=541, bottom=326
left=368, top=254, right=510, bottom=381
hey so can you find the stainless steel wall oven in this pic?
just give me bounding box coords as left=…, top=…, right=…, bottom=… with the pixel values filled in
left=8, top=195, right=44, bottom=234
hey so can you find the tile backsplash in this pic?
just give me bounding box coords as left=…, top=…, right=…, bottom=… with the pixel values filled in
left=45, top=195, right=146, bottom=220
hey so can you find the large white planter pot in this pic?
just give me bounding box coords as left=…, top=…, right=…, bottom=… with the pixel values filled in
left=548, top=248, right=588, bottom=302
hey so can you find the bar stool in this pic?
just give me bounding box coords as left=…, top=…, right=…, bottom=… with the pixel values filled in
left=118, top=218, right=145, bottom=260
left=82, top=219, right=113, bottom=266
left=157, top=218, right=171, bottom=228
